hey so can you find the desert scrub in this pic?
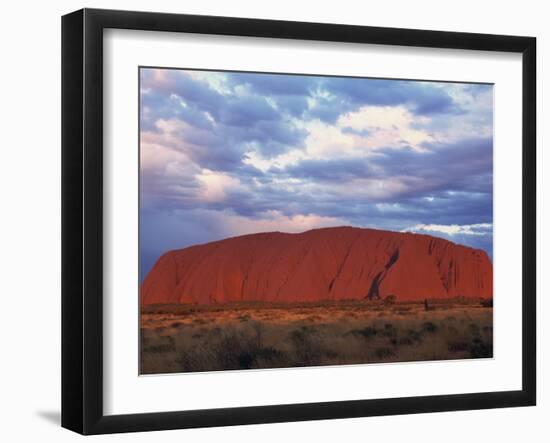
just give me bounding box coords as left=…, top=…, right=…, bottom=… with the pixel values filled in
left=288, top=326, right=326, bottom=365
left=140, top=301, right=493, bottom=374
left=448, top=341, right=470, bottom=353
left=422, top=321, right=438, bottom=333
left=381, top=323, right=397, bottom=337
left=345, top=326, right=378, bottom=339
left=470, top=338, right=493, bottom=358
left=373, top=346, right=395, bottom=359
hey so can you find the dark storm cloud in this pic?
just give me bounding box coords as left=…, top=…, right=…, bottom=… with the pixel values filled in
left=321, top=77, right=460, bottom=116
left=306, top=95, right=353, bottom=124
left=276, top=137, right=492, bottom=201
left=283, top=157, right=377, bottom=182
left=140, top=89, right=215, bottom=132
left=230, top=119, right=307, bottom=157
left=140, top=137, right=493, bottom=231
left=226, top=72, right=317, bottom=118
left=218, top=95, right=279, bottom=126
left=226, top=71, right=316, bottom=95
left=373, top=138, right=493, bottom=194
left=141, top=69, right=223, bottom=116
left=227, top=72, right=463, bottom=123
left=141, top=69, right=308, bottom=162
left=274, top=95, right=310, bottom=118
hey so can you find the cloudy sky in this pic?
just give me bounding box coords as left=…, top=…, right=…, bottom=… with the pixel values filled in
left=139, top=68, right=493, bottom=280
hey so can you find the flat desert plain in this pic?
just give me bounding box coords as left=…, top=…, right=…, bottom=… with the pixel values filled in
left=140, top=298, right=493, bottom=374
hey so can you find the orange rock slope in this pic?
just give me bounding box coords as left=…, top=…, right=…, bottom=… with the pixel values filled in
left=141, top=226, right=493, bottom=305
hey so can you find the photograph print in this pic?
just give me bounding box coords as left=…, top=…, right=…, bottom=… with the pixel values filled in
left=139, top=67, right=494, bottom=375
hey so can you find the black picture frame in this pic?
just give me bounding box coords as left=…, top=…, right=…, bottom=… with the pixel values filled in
left=61, top=8, right=536, bottom=435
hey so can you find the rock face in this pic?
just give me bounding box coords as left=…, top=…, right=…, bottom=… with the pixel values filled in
left=141, top=227, right=493, bottom=305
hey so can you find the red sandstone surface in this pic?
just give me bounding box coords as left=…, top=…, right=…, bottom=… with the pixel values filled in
left=141, top=226, right=493, bottom=305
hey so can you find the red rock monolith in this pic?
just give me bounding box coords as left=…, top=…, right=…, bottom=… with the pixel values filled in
left=141, top=227, right=493, bottom=305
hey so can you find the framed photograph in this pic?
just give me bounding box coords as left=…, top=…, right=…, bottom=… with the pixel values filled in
left=62, top=8, right=536, bottom=434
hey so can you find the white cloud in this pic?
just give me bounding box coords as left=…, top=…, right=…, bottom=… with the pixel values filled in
left=183, top=70, right=232, bottom=95
left=303, top=119, right=361, bottom=157
left=329, top=177, right=410, bottom=201
left=403, top=223, right=492, bottom=236
left=243, top=148, right=306, bottom=172
left=147, top=118, right=196, bottom=153
left=196, top=169, right=242, bottom=202
left=337, top=105, right=434, bottom=151
left=140, top=140, right=189, bottom=174
left=422, top=84, right=494, bottom=143
left=242, top=104, right=438, bottom=173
